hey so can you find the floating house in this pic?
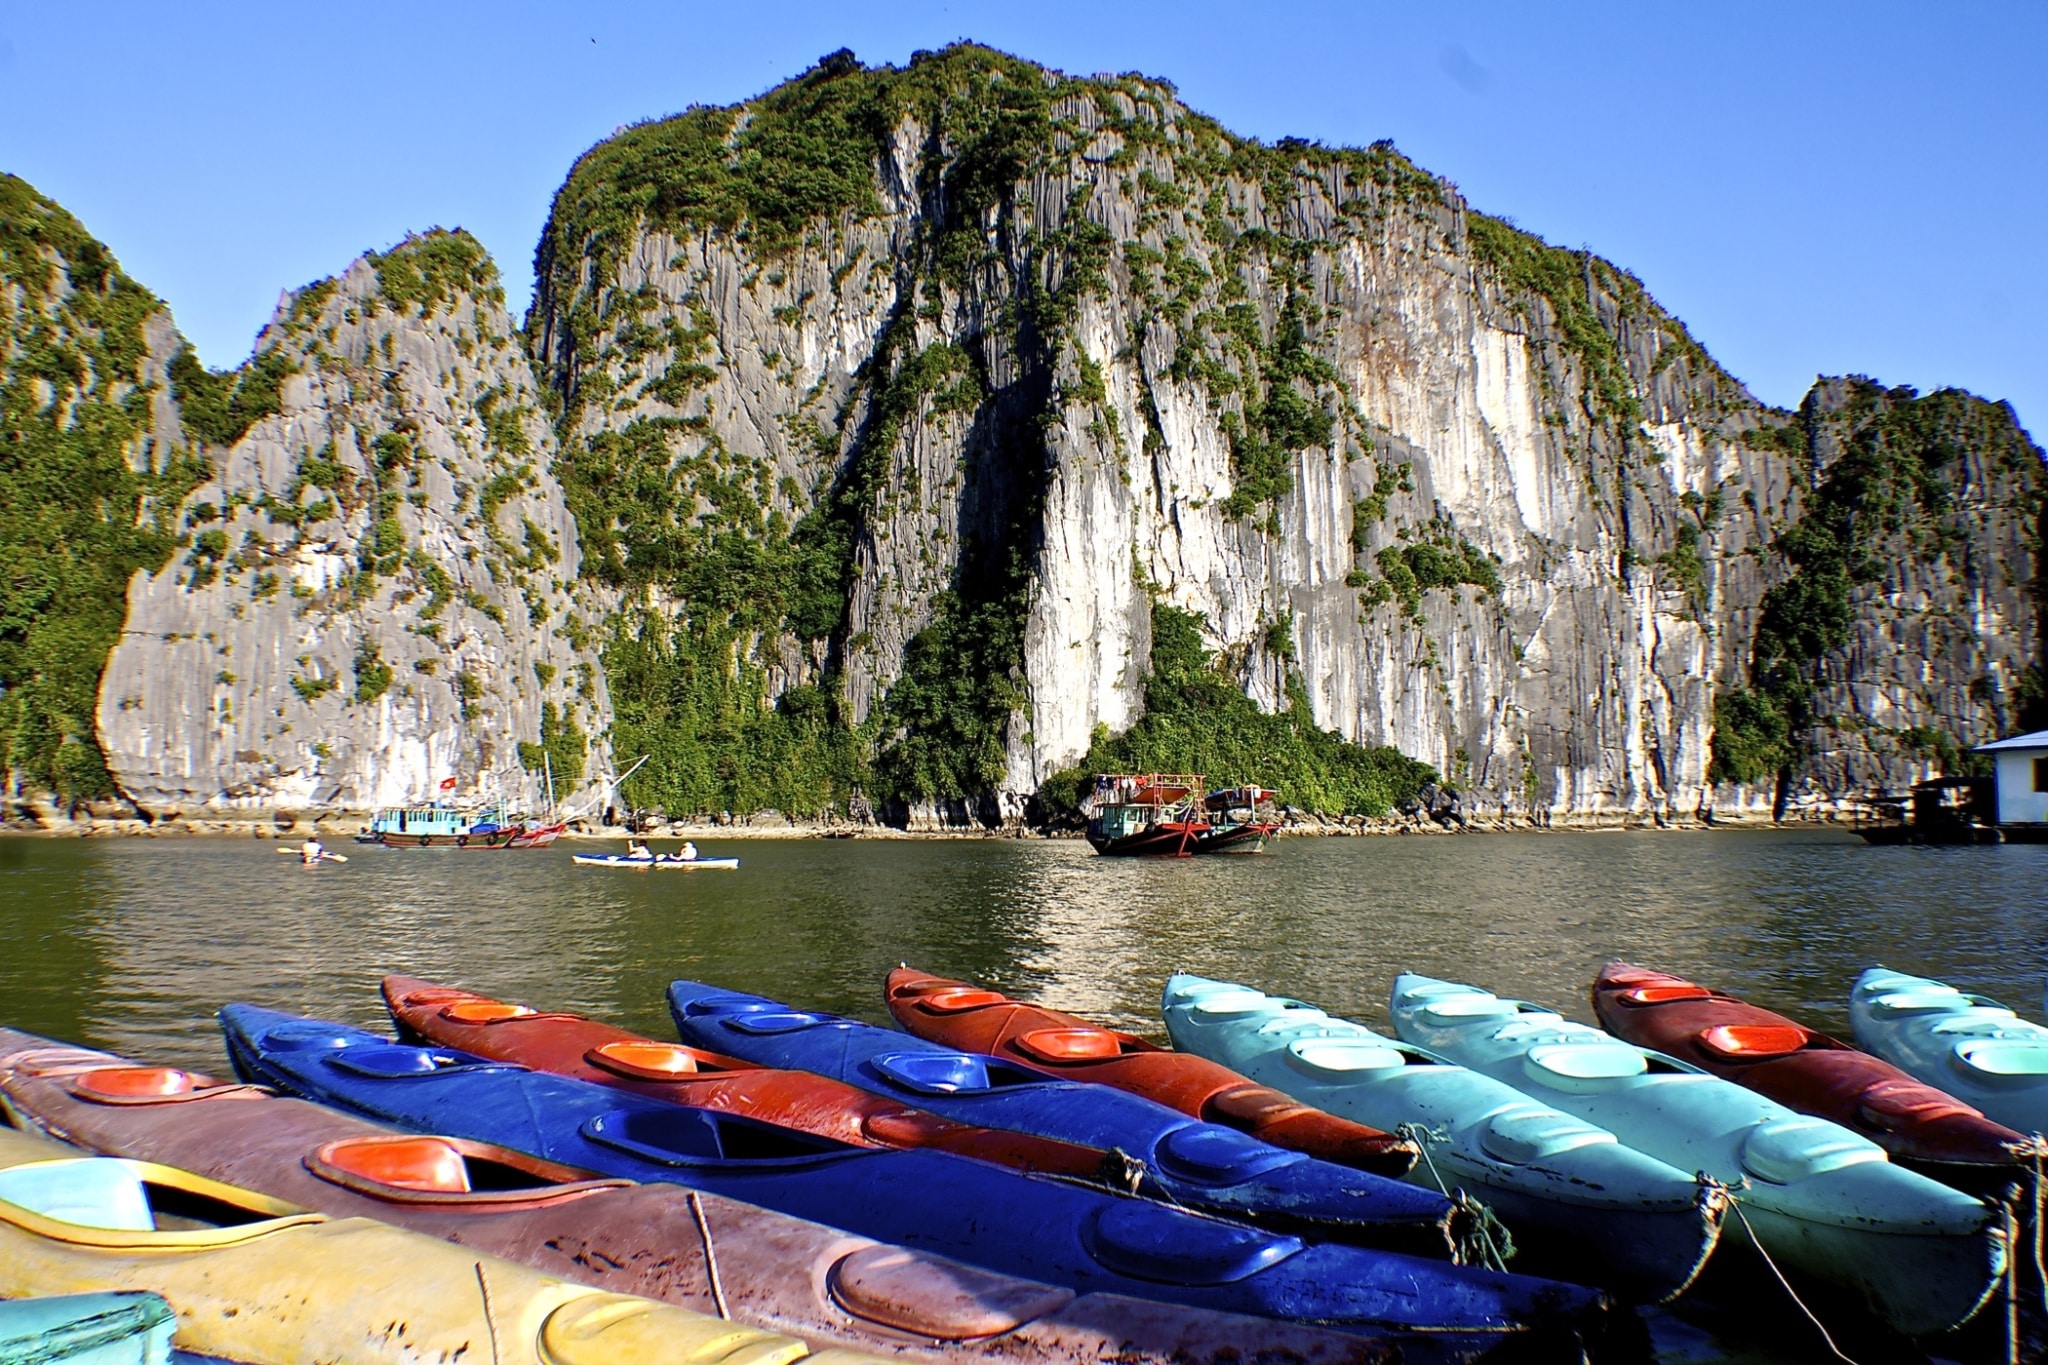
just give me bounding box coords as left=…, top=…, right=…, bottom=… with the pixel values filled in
left=1975, top=730, right=2048, bottom=830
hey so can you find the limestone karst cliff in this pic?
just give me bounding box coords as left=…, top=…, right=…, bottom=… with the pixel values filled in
left=4, top=45, right=2042, bottom=825
left=94, top=234, right=612, bottom=815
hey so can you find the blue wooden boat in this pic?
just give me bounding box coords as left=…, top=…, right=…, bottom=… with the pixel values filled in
left=664, top=980, right=1461, bottom=1256
left=1158, top=975, right=1725, bottom=1302
left=1850, top=968, right=2048, bottom=1138
left=0, top=1292, right=176, bottom=1365
left=1387, top=974, right=2006, bottom=1338
left=219, top=1003, right=1608, bottom=1361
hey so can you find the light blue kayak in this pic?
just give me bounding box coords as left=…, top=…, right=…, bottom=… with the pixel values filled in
left=1161, top=976, right=1725, bottom=1301
left=1388, top=973, right=2006, bottom=1338
left=0, top=1292, right=176, bottom=1365
left=1850, top=967, right=2048, bottom=1138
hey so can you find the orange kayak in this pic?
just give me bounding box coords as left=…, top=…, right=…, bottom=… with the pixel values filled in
left=884, top=969, right=1415, bottom=1175
left=1592, top=964, right=2028, bottom=1179
left=384, top=976, right=1109, bottom=1180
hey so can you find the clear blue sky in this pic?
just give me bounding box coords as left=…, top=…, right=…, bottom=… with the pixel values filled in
left=3, top=1, right=2041, bottom=438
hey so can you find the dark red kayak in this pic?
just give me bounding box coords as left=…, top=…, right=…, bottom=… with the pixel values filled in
left=384, top=975, right=1111, bottom=1180
left=1592, top=963, right=2028, bottom=1179
left=884, top=968, right=1416, bottom=1176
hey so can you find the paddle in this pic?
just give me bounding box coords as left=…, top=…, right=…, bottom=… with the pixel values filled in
left=275, top=846, right=349, bottom=863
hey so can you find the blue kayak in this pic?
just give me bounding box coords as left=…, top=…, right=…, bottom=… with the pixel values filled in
left=664, top=979, right=1466, bottom=1258
left=220, top=1003, right=1606, bottom=1360
left=1850, top=967, right=2048, bottom=1138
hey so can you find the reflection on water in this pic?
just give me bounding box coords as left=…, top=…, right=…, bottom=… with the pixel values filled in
left=4, top=828, right=2046, bottom=1072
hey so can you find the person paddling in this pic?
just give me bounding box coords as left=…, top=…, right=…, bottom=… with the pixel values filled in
left=626, top=838, right=652, bottom=859
left=301, top=838, right=324, bottom=866
left=678, top=840, right=699, bottom=862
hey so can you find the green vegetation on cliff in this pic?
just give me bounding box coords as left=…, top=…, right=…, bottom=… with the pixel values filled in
left=1039, top=603, right=1436, bottom=818
left=1711, top=382, right=2048, bottom=795
left=0, top=174, right=207, bottom=800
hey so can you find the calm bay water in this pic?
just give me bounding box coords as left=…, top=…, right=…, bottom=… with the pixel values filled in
left=4, top=825, right=2044, bottom=1074
left=5, top=827, right=2047, bottom=1363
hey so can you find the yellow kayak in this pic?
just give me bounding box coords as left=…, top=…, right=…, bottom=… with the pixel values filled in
left=0, top=1126, right=879, bottom=1365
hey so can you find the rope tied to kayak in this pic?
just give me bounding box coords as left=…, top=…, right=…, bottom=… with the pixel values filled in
left=1723, top=1186, right=1862, bottom=1365
left=686, top=1189, right=731, bottom=1319
left=473, top=1261, right=504, bottom=1365
left=1394, top=1123, right=1512, bottom=1272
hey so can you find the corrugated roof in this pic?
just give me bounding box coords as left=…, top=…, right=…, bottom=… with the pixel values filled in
left=1974, top=730, right=2048, bottom=752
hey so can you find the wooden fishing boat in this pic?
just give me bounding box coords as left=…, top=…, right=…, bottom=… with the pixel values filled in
left=883, top=968, right=1417, bottom=1175
left=1193, top=786, right=1281, bottom=854
left=1160, top=975, right=1726, bottom=1303
left=220, top=1004, right=1610, bottom=1361
left=356, top=802, right=566, bottom=849
left=0, top=1028, right=1395, bottom=1365
left=1084, top=774, right=1210, bottom=856
left=1389, top=973, right=2007, bottom=1338
left=1593, top=963, right=2028, bottom=1182
left=0, top=1122, right=866, bottom=1365
left=571, top=853, right=739, bottom=870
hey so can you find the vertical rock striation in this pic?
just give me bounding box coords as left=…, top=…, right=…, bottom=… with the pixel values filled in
left=95, top=233, right=612, bottom=815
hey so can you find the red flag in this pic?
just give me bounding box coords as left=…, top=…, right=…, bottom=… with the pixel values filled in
left=439, top=777, right=458, bottom=791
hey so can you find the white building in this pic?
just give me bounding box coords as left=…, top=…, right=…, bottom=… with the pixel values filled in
left=1975, top=730, right=2048, bottom=826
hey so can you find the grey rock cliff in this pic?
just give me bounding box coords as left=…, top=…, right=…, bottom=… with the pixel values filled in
left=98, top=236, right=613, bottom=815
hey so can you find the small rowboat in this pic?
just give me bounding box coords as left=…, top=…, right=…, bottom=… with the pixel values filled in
left=1389, top=973, right=2007, bottom=1338
left=1594, top=963, right=2027, bottom=1181
left=571, top=854, right=739, bottom=870
left=1850, top=968, right=2048, bottom=1138
left=1160, top=975, right=1725, bottom=1303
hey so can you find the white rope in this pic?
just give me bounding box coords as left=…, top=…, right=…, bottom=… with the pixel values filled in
left=1395, top=1122, right=1511, bottom=1272
left=1725, top=1196, right=1861, bottom=1365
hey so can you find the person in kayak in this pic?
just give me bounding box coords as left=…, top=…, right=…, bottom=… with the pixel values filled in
left=301, top=838, right=324, bottom=866
left=626, top=838, right=652, bottom=859
left=678, top=840, right=698, bottom=862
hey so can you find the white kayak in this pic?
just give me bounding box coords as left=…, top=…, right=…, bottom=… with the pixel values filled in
left=1389, top=973, right=2006, bottom=1338
left=1850, top=967, right=2048, bottom=1138
left=1161, top=975, right=1725, bottom=1302
left=571, top=854, right=739, bottom=870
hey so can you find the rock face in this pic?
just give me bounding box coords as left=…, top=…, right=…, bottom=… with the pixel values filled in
left=526, top=45, right=2044, bottom=822
left=96, top=234, right=612, bottom=815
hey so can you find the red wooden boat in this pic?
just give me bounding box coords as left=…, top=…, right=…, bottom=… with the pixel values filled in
left=1591, top=963, right=2029, bottom=1179
left=0, top=1027, right=1394, bottom=1365
left=884, top=968, right=1416, bottom=1176
left=1084, top=774, right=1210, bottom=856
left=383, top=976, right=1109, bottom=1180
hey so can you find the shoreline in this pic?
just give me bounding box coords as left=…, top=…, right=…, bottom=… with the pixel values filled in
left=0, top=808, right=1844, bottom=841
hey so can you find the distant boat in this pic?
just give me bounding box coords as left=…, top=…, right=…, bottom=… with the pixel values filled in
left=1084, top=773, right=1207, bottom=856
left=355, top=802, right=566, bottom=849
left=1853, top=778, right=2000, bottom=846
left=1194, top=785, right=1280, bottom=854
left=572, top=853, right=739, bottom=870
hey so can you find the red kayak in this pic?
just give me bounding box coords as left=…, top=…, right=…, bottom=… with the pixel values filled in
left=384, top=975, right=1110, bottom=1181
left=1592, top=963, right=2028, bottom=1178
left=884, top=968, right=1416, bottom=1176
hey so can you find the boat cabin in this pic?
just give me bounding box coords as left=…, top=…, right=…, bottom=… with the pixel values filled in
left=367, top=804, right=508, bottom=838
left=1976, top=730, right=2048, bottom=826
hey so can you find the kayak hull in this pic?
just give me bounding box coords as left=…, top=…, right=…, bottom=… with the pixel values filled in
left=1160, top=974, right=1725, bottom=1303
left=1849, top=967, right=2048, bottom=1140
left=219, top=1004, right=1608, bottom=1361
left=0, top=1124, right=854, bottom=1365
left=1592, top=962, right=2026, bottom=1180
left=666, top=980, right=1465, bottom=1257
left=884, top=967, right=1418, bottom=1177
left=0, top=1027, right=1396, bottom=1365
left=0, top=1291, right=175, bottom=1365
left=1388, top=973, right=2005, bottom=1337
